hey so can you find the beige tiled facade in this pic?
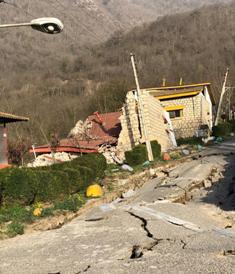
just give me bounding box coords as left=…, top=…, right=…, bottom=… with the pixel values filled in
left=159, top=92, right=213, bottom=139
left=117, top=91, right=173, bottom=153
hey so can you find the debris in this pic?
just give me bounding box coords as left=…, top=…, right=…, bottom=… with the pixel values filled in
left=121, top=189, right=135, bottom=199
left=202, top=136, right=215, bottom=144
left=121, top=164, right=134, bottom=172
left=98, top=145, right=124, bottom=164
left=182, top=149, right=190, bottom=156
left=142, top=161, right=150, bottom=167
left=111, top=168, right=119, bottom=172
left=196, top=144, right=203, bottom=151
left=68, top=119, right=93, bottom=140
left=149, top=168, right=157, bottom=178
left=86, top=184, right=103, bottom=198
left=215, top=137, right=223, bottom=143
left=203, top=179, right=212, bottom=188
left=27, top=152, right=77, bottom=167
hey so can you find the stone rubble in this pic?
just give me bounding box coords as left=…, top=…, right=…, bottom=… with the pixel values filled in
left=98, top=145, right=125, bottom=164
left=27, top=152, right=78, bottom=167
left=68, top=119, right=95, bottom=140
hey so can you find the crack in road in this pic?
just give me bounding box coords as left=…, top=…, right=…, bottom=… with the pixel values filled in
left=127, top=211, right=160, bottom=258
left=128, top=211, right=155, bottom=239
left=76, top=265, right=91, bottom=274
left=127, top=210, right=189, bottom=259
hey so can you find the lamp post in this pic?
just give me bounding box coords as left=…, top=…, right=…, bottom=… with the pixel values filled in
left=0, top=17, right=64, bottom=34
left=0, top=17, right=63, bottom=168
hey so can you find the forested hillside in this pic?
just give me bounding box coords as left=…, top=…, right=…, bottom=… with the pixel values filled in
left=79, top=3, right=235, bottom=111
left=0, top=1, right=234, bottom=147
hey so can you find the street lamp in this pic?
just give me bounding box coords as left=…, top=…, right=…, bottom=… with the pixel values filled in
left=0, top=17, right=63, bottom=34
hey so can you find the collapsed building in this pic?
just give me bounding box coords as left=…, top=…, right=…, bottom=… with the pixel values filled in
left=31, top=82, right=216, bottom=164
left=31, top=91, right=175, bottom=164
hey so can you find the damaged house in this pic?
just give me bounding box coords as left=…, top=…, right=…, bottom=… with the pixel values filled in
left=145, top=83, right=215, bottom=139
left=31, top=91, right=174, bottom=164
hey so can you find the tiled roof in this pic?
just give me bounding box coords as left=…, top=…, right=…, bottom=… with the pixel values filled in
left=32, top=111, right=122, bottom=153
left=144, top=83, right=215, bottom=104
left=87, top=111, right=122, bottom=139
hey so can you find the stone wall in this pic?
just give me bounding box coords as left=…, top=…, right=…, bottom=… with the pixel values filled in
left=141, top=91, right=172, bottom=151
left=117, top=91, right=173, bottom=154
left=160, top=93, right=212, bottom=139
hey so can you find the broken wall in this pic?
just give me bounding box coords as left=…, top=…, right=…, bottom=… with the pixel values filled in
left=117, top=91, right=173, bottom=154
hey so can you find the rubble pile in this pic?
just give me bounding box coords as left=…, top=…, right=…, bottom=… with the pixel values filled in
left=68, top=119, right=95, bottom=140
left=98, top=145, right=125, bottom=164
left=27, top=152, right=78, bottom=167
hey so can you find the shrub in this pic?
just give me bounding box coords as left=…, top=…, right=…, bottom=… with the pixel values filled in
left=69, top=153, right=107, bottom=179
left=151, top=140, right=161, bottom=159
left=0, top=153, right=106, bottom=207
left=0, top=206, right=32, bottom=224
left=177, top=137, right=203, bottom=146
left=228, top=120, right=235, bottom=132
left=35, top=170, right=70, bottom=202
left=40, top=207, right=54, bottom=218
left=125, top=144, right=148, bottom=166
left=54, top=194, right=85, bottom=212
left=125, top=140, right=161, bottom=166
left=7, top=221, right=24, bottom=237
left=212, top=123, right=232, bottom=137
left=1, top=168, right=37, bottom=206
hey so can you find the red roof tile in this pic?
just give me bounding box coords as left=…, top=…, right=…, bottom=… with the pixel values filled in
left=87, top=111, right=122, bottom=139
left=31, top=111, right=122, bottom=154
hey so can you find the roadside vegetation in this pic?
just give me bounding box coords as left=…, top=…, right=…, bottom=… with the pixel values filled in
left=212, top=121, right=235, bottom=137
left=0, top=153, right=106, bottom=238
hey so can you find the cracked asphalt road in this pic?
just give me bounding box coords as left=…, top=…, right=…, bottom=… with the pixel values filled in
left=1, top=140, right=235, bottom=274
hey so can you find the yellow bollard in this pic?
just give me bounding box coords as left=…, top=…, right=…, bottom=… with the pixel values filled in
left=86, top=184, right=103, bottom=198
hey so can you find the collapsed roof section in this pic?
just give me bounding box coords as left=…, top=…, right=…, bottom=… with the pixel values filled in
left=31, top=111, right=122, bottom=154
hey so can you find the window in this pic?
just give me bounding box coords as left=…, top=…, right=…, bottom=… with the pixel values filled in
left=164, top=105, right=184, bottom=119
left=168, top=109, right=183, bottom=119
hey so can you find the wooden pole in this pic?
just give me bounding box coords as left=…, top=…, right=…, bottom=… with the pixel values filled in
left=130, top=53, right=153, bottom=162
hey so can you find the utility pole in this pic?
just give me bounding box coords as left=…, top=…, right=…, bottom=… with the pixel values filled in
left=227, top=87, right=235, bottom=120
left=215, top=68, right=229, bottom=126
left=130, top=53, right=154, bottom=162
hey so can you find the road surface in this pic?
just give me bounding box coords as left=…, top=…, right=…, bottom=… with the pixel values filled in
left=1, top=140, right=235, bottom=274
